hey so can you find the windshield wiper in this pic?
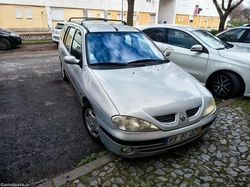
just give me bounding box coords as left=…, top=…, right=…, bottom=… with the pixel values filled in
left=127, top=59, right=169, bottom=64
left=89, top=62, right=127, bottom=66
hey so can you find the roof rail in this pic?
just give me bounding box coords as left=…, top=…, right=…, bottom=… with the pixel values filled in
left=69, top=17, right=127, bottom=25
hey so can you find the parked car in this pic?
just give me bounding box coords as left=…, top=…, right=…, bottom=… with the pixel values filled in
left=58, top=17, right=217, bottom=158
left=0, top=28, right=22, bottom=50
left=136, top=24, right=250, bottom=99
left=52, top=22, right=65, bottom=44
left=217, top=26, right=250, bottom=49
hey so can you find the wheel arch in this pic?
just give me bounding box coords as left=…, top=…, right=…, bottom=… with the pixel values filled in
left=206, top=69, right=245, bottom=95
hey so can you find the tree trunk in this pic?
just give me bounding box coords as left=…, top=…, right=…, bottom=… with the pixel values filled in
left=218, top=16, right=227, bottom=32
left=127, top=0, right=135, bottom=26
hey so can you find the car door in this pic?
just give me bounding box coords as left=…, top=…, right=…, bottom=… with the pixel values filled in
left=162, top=29, right=209, bottom=81
left=218, top=28, right=246, bottom=46
left=142, top=28, right=167, bottom=51
left=67, top=29, right=86, bottom=99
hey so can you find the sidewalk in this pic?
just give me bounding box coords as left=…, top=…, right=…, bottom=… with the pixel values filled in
left=40, top=98, right=250, bottom=187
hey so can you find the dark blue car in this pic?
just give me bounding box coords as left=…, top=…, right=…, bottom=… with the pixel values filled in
left=0, top=28, right=22, bottom=50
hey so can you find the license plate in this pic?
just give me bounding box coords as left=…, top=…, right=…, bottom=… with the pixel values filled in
left=164, top=127, right=201, bottom=145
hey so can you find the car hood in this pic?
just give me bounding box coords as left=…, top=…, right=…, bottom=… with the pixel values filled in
left=0, top=28, right=11, bottom=35
left=217, top=46, right=250, bottom=66
left=92, top=62, right=210, bottom=117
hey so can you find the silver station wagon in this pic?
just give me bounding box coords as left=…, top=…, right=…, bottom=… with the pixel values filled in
left=58, top=17, right=217, bottom=158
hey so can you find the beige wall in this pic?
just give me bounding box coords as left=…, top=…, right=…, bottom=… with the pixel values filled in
left=0, top=4, right=48, bottom=29
left=138, top=12, right=150, bottom=25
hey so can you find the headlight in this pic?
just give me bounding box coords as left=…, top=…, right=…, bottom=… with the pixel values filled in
left=112, top=116, right=159, bottom=132
left=203, top=98, right=216, bottom=117
left=11, top=33, right=19, bottom=37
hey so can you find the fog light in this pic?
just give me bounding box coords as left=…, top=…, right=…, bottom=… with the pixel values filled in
left=121, top=147, right=134, bottom=154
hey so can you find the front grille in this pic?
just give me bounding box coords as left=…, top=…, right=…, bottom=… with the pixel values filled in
left=154, top=113, right=175, bottom=123
left=186, top=107, right=200, bottom=118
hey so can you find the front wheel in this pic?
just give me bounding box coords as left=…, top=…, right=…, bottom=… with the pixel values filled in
left=0, top=38, right=11, bottom=50
left=82, top=102, right=101, bottom=143
left=207, top=71, right=241, bottom=99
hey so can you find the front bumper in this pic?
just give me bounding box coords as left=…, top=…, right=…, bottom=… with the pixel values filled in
left=99, top=110, right=217, bottom=158
left=9, top=36, right=22, bottom=46
left=52, top=34, right=60, bottom=43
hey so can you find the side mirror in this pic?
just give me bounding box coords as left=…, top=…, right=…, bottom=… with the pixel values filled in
left=190, top=44, right=203, bottom=52
left=163, top=50, right=171, bottom=57
left=64, top=56, right=79, bottom=65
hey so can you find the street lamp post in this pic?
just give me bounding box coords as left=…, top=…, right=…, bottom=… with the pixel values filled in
left=121, top=0, right=124, bottom=21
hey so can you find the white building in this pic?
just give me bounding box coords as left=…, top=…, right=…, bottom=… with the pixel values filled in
left=0, top=0, right=220, bottom=31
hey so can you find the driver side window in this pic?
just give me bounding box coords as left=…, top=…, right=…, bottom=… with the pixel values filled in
left=167, top=29, right=199, bottom=49
left=218, top=29, right=245, bottom=42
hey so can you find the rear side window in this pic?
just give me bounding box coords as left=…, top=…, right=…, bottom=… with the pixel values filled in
left=71, top=30, right=82, bottom=60
left=63, top=27, right=76, bottom=51
left=167, top=29, right=199, bottom=49
left=243, top=31, right=250, bottom=43
left=55, top=23, right=64, bottom=30
left=218, top=29, right=245, bottom=42
left=143, top=28, right=166, bottom=43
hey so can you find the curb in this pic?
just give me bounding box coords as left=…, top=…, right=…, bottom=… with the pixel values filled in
left=216, top=98, right=238, bottom=109
left=37, top=98, right=239, bottom=187
left=0, top=52, right=57, bottom=59
left=38, top=153, right=117, bottom=187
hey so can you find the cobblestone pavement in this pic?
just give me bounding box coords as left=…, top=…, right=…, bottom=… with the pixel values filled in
left=65, top=99, right=250, bottom=187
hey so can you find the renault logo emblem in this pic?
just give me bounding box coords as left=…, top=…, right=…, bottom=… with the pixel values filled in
left=180, top=113, right=186, bottom=122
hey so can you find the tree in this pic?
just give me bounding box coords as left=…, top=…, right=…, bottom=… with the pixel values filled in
left=213, top=0, right=244, bottom=32
left=242, top=7, right=250, bottom=22
left=127, top=0, right=135, bottom=26
left=229, top=5, right=244, bottom=21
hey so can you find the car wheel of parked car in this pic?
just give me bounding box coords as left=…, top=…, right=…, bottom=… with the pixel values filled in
left=61, top=62, right=69, bottom=82
left=207, top=71, right=241, bottom=99
left=0, top=38, right=11, bottom=50
left=82, top=102, right=100, bottom=142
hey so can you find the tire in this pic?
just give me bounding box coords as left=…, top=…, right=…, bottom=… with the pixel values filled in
left=82, top=102, right=101, bottom=143
left=0, top=38, right=11, bottom=50
left=207, top=71, right=241, bottom=99
left=60, top=62, right=69, bottom=82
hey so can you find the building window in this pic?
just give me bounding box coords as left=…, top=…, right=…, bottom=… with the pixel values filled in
left=117, top=13, right=121, bottom=20
left=15, top=7, right=22, bottom=19
left=25, top=8, right=32, bottom=19
left=51, top=8, right=64, bottom=21
left=146, top=0, right=152, bottom=2
left=205, top=2, right=209, bottom=9
left=149, top=13, right=156, bottom=23
left=182, top=0, right=187, bottom=7
left=107, top=13, right=111, bottom=19
left=133, top=13, right=137, bottom=21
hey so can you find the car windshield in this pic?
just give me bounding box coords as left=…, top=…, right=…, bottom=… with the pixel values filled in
left=86, top=32, right=165, bottom=65
left=55, top=23, right=64, bottom=29
left=192, top=30, right=229, bottom=50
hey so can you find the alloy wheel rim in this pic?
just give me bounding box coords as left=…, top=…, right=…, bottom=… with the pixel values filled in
left=84, top=108, right=99, bottom=138
left=0, top=41, right=6, bottom=49
left=212, top=75, right=231, bottom=96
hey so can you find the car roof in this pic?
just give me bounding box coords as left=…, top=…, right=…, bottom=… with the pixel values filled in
left=135, top=24, right=201, bottom=32
left=66, top=18, right=139, bottom=33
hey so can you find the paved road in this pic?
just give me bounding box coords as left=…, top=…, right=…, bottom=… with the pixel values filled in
left=0, top=52, right=105, bottom=183
left=71, top=100, right=250, bottom=187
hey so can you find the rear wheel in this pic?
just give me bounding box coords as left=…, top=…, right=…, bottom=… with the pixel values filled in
left=82, top=102, right=101, bottom=143
left=0, top=38, right=11, bottom=50
left=207, top=71, right=241, bottom=99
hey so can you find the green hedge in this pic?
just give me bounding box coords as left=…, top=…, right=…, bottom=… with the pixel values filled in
left=209, top=29, right=219, bottom=35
